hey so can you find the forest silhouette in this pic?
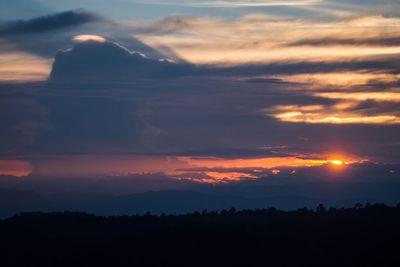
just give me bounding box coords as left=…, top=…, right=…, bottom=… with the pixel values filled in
left=1, top=203, right=400, bottom=266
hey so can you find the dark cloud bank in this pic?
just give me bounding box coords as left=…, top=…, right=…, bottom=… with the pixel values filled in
left=50, top=40, right=193, bottom=82
left=0, top=10, right=101, bottom=36
left=287, top=36, right=400, bottom=47
left=0, top=10, right=170, bottom=60
left=49, top=38, right=400, bottom=82
left=1, top=38, right=399, bottom=159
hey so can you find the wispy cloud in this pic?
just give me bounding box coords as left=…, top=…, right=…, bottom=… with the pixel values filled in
left=139, top=0, right=322, bottom=8
left=0, top=51, right=51, bottom=81
left=133, top=14, right=400, bottom=65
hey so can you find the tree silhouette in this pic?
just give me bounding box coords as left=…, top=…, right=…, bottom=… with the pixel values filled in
left=0, top=204, right=399, bottom=267
left=316, top=203, right=327, bottom=213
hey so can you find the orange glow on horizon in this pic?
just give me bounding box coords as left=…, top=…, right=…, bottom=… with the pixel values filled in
left=177, top=156, right=327, bottom=169
left=169, top=154, right=359, bottom=183
left=0, top=160, right=32, bottom=177
left=177, top=155, right=359, bottom=170
left=5, top=154, right=361, bottom=183
left=205, top=172, right=258, bottom=182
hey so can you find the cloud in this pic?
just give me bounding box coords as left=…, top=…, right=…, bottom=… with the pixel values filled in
left=0, top=96, right=49, bottom=155
left=0, top=10, right=102, bottom=37
left=287, top=36, right=400, bottom=47
left=274, top=72, right=400, bottom=88
left=49, top=39, right=193, bottom=82
left=73, top=34, right=107, bottom=43
left=0, top=10, right=174, bottom=61
left=1, top=73, right=399, bottom=184
left=2, top=39, right=399, bottom=165
left=262, top=85, right=400, bottom=125
left=0, top=160, right=32, bottom=177
left=0, top=51, right=52, bottom=81
left=140, top=0, right=322, bottom=8
left=132, top=14, right=400, bottom=65
left=1, top=10, right=400, bottom=178
left=4, top=12, right=400, bottom=81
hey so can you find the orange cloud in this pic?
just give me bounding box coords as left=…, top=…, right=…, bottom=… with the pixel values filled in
left=73, top=35, right=106, bottom=43
left=31, top=155, right=192, bottom=177
left=13, top=153, right=362, bottom=183
left=274, top=112, right=400, bottom=125
left=169, top=154, right=363, bottom=183
left=0, top=160, right=32, bottom=177
left=176, top=155, right=359, bottom=170
left=265, top=84, right=400, bottom=125
left=205, top=172, right=258, bottom=182
left=315, top=92, right=400, bottom=102
left=0, top=52, right=52, bottom=82
left=276, top=72, right=400, bottom=88
left=136, top=14, right=400, bottom=65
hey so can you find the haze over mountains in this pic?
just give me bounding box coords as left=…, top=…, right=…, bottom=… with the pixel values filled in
left=1, top=161, right=399, bottom=218
left=0, top=188, right=388, bottom=219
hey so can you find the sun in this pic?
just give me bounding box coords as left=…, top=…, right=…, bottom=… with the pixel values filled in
left=329, top=160, right=344, bottom=166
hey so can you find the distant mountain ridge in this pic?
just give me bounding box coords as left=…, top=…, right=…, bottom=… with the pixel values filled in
left=0, top=188, right=388, bottom=219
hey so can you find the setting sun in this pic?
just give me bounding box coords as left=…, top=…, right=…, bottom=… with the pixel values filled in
left=329, top=160, right=346, bottom=166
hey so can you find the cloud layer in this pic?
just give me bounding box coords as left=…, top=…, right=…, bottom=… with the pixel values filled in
left=140, top=0, right=322, bottom=8
left=133, top=14, right=400, bottom=65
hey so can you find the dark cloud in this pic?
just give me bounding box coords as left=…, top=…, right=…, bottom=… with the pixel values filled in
left=287, top=36, right=400, bottom=47
left=49, top=40, right=193, bottom=82
left=0, top=10, right=101, bottom=37
left=0, top=11, right=183, bottom=62
left=135, top=16, right=199, bottom=35
left=0, top=37, right=399, bottom=167
left=1, top=76, right=398, bottom=162
left=0, top=95, right=49, bottom=156
left=48, top=37, right=400, bottom=81
left=207, top=55, right=400, bottom=76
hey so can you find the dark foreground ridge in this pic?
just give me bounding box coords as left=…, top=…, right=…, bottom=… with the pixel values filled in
left=1, top=204, right=400, bottom=267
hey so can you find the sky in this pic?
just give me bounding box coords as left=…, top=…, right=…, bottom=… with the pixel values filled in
left=0, top=0, right=400, bottom=207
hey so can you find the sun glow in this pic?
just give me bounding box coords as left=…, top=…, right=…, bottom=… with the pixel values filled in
left=0, top=160, right=32, bottom=177
left=329, top=160, right=345, bottom=166
left=73, top=35, right=106, bottom=43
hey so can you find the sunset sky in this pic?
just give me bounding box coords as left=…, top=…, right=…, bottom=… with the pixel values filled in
left=0, top=0, right=399, bottom=205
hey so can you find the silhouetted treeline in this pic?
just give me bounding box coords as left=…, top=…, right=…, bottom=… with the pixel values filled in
left=1, top=203, right=400, bottom=267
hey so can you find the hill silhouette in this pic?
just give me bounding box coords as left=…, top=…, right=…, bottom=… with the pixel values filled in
left=1, top=204, right=399, bottom=266
left=0, top=189, right=362, bottom=218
